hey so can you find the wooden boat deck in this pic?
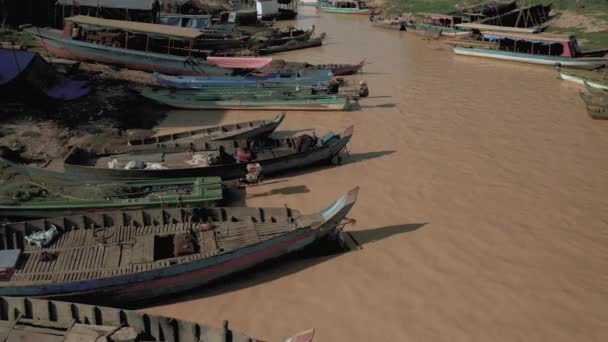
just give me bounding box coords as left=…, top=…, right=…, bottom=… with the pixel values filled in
left=91, top=138, right=301, bottom=169
left=0, top=296, right=314, bottom=341
left=0, top=206, right=321, bottom=286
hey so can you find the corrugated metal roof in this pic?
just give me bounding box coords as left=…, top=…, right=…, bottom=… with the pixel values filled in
left=56, top=0, right=159, bottom=10
left=64, top=15, right=202, bottom=39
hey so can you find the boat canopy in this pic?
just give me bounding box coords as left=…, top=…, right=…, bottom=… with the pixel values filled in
left=481, top=31, right=574, bottom=44
left=64, top=15, right=202, bottom=39
left=56, top=0, right=159, bottom=10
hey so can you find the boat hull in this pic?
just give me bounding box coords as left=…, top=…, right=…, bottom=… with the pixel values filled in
left=129, top=113, right=285, bottom=145
left=559, top=71, right=608, bottom=91
left=0, top=192, right=356, bottom=304
left=25, top=28, right=233, bottom=76
left=141, top=89, right=350, bottom=111
left=454, top=47, right=608, bottom=70
left=319, top=6, right=370, bottom=15
left=64, top=133, right=352, bottom=181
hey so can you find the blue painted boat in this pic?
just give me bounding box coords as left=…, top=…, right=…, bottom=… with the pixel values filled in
left=155, top=71, right=332, bottom=89
left=0, top=187, right=359, bottom=303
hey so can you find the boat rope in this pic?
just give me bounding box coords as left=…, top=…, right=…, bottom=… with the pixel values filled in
left=337, top=217, right=357, bottom=231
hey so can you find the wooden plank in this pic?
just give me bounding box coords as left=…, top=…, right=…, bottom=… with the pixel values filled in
left=130, top=236, right=155, bottom=264
left=103, top=245, right=122, bottom=269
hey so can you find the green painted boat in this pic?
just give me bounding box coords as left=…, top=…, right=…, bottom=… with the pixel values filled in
left=147, top=84, right=321, bottom=99
left=319, top=1, right=371, bottom=15
left=141, top=88, right=350, bottom=111
left=0, top=177, right=226, bottom=218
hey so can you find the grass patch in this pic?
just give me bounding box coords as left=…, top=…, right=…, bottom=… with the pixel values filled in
left=383, top=0, right=608, bottom=15
left=546, top=25, right=608, bottom=50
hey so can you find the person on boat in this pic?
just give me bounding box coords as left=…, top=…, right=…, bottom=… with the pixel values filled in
left=71, top=24, right=80, bottom=40
left=235, top=147, right=252, bottom=163
left=359, top=81, right=369, bottom=97
left=295, top=133, right=317, bottom=152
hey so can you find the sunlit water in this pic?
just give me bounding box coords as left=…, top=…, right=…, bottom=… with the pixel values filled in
left=145, top=8, right=608, bottom=341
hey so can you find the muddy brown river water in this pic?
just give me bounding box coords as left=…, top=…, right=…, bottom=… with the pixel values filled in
left=143, top=8, right=608, bottom=341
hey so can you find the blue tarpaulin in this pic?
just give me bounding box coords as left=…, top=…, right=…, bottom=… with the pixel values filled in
left=0, top=49, right=90, bottom=100
left=0, top=49, right=36, bottom=86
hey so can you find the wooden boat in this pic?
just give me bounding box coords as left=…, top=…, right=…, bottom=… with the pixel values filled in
left=144, top=84, right=327, bottom=99
left=128, top=113, right=285, bottom=146
left=0, top=177, right=225, bottom=219
left=0, top=187, right=359, bottom=302
left=579, top=91, right=608, bottom=107
left=412, top=13, right=473, bottom=38
left=416, top=23, right=473, bottom=38
left=62, top=126, right=354, bottom=181
left=455, top=22, right=544, bottom=34
left=319, top=1, right=371, bottom=15
left=583, top=105, right=608, bottom=120
left=0, top=296, right=315, bottom=342
left=155, top=72, right=332, bottom=88
left=559, top=71, right=608, bottom=91
left=141, top=88, right=350, bottom=111
left=453, top=32, right=608, bottom=70
left=258, top=34, right=326, bottom=55
left=309, top=59, right=365, bottom=76
left=262, top=26, right=315, bottom=46
left=454, top=46, right=608, bottom=70
left=25, top=16, right=233, bottom=76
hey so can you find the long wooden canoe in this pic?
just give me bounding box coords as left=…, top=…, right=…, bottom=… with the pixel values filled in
left=0, top=187, right=358, bottom=303
left=141, top=88, right=350, bottom=111
left=128, top=113, right=285, bottom=146
left=454, top=46, right=608, bottom=70
left=61, top=126, right=354, bottom=181
left=155, top=73, right=332, bottom=89
left=0, top=177, right=225, bottom=219
left=24, top=27, right=233, bottom=76
left=0, top=296, right=315, bottom=341
left=258, top=35, right=326, bottom=55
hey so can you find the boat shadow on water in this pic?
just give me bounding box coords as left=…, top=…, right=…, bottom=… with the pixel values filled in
left=135, top=223, right=426, bottom=308
left=350, top=102, right=398, bottom=111
left=246, top=185, right=311, bottom=199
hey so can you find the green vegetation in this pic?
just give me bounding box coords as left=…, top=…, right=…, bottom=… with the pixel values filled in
left=382, top=0, right=608, bottom=48
left=0, top=28, right=37, bottom=47
left=546, top=25, right=608, bottom=50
